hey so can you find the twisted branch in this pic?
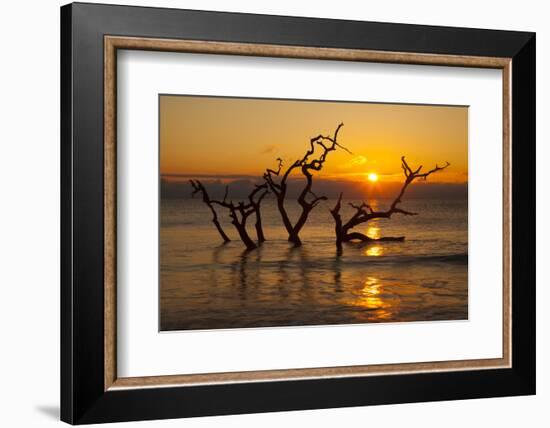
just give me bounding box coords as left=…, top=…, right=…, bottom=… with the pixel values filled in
left=190, top=180, right=230, bottom=243
left=191, top=180, right=269, bottom=250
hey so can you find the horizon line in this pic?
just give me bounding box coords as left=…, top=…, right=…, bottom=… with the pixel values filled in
left=161, top=173, right=468, bottom=185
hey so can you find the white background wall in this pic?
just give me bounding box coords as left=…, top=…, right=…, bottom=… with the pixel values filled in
left=0, top=0, right=546, bottom=426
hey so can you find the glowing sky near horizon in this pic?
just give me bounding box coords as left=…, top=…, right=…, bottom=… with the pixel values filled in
left=160, top=95, right=468, bottom=184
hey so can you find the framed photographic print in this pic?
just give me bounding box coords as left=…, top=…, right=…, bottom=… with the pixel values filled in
left=61, top=2, right=535, bottom=424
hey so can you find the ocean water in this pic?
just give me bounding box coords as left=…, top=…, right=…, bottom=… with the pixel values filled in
left=160, top=197, right=468, bottom=331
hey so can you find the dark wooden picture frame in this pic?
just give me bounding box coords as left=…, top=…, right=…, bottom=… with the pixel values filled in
left=61, top=2, right=535, bottom=424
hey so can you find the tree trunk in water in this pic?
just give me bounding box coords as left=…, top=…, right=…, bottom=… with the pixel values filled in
left=289, top=209, right=310, bottom=247
left=255, top=209, right=265, bottom=243
left=288, top=232, right=302, bottom=247
left=276, top=197, right=294, bottom=238
left=335, top=236, right=343, bottom=256
left=273, top=195, right=303, bottom=246
left=233, top=221, right=257, bottom=251
left=247, top=183, right=269, bottom=244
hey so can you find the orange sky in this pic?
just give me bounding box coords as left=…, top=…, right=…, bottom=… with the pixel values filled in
left=160, top=95, right=468, bottom=184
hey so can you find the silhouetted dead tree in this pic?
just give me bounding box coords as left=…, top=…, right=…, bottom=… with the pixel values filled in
left=191, top=180, right=269, bottom=251
left=263, top=123, right=351, bottom=246
left=190, top=179, right=230, bottom=244
left=330, top=156, right=450, bottom=255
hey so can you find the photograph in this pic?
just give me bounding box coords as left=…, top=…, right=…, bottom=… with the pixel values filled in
left=159, top=95, right=469, bottom=331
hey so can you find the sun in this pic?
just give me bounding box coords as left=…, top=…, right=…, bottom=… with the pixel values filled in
left=367, top=172, right=379, bottom=182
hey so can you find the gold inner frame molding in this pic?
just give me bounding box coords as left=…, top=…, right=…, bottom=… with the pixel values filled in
left=104, top=35, right=512, bottom=391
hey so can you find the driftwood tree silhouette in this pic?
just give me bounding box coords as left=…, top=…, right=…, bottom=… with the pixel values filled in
left=263, top=123, right=351, bottom=246
left=190, top=180, right=269, bottom=251
left=330, top=156, right=450, bottom=255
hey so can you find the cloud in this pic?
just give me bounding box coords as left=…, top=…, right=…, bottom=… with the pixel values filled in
left=338, top=155, right=368, bottom=169
left=261, top=144, right=280, bottom=154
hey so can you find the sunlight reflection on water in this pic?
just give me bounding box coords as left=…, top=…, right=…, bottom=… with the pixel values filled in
left=160, top=198, right=468, bottom=330
left=347, top=276, right=395, bottom=320
left=366, top=223, right=381, bottom=240
left=365, top=245, right=384, bottom=257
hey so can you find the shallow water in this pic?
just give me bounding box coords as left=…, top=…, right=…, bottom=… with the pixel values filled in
left=160, top=197, right=468, bottom=331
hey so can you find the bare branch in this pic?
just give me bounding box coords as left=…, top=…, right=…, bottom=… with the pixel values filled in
left=265, top=157, right=283, bottom=176
left=189, top=180, right=230, bottom=243
left=192, top=180, right=270, bottom=250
